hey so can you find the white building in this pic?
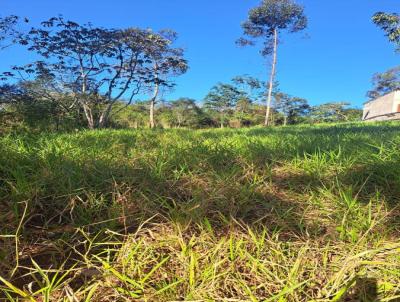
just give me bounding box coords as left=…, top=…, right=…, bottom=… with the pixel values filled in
left=363, top=90, right=400, bottom=121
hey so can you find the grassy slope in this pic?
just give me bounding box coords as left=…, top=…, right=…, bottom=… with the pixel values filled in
left=0, top=122, right=400, bottom=301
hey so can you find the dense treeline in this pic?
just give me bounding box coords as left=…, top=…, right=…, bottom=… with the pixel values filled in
left=0, top=86, right=364, bottom=132
left=0, top=75, right=362, bottom=131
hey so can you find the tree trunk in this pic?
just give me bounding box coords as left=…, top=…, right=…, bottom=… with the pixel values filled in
left=149, top=63, right=159, bottom=129
left=265, top=28, right=278, bottom=127
left=81, top=102, right=94, bottom=129
left=98, top=103, right=114, bottom=128
left=149, top=83, right=159, bottom=129
left=220, top=112, right=225, bottom=128
left=149, top=99, right=155, bottom=128
left=283, top=115, right=287, bottom=126
left=80, top=73, right=95, bottom=129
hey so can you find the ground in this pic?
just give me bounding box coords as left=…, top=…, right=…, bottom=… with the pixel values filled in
left=0, top=122, right=400, bottom=301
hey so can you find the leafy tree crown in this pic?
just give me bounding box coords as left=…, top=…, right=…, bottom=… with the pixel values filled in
left=238, top=0, right=307, bottom=55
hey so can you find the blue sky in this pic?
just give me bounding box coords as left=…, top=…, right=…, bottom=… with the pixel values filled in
left=1, top=0, right=399, bottom=107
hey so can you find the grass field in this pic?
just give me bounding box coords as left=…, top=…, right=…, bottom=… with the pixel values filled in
left=1, top=122, right=400, bottom=301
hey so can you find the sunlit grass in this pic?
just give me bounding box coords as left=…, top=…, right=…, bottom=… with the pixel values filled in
left=1, top=122, right=400, bottom=301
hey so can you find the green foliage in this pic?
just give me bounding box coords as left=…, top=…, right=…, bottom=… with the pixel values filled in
left=109, top=101, right=149, bottom=128
left=310, top=102, right=361, bottom=123
left=232, top=75, right=265, bottom=101
left=204, top=83, right=244, bottom=127
left=373, top=12, right=400, bottom=51
left=238, top=0, right=307, bottom=55
left=274, top=92, right=310, bottom=125
left=2, top=16, right=187, bottom=128
left=168, top=98, right=203, bottom=128
left=367, top=66, right=400, bottom=99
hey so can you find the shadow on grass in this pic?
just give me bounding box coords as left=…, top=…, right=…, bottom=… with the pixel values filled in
left=340, top=278, right=379, bottom=302
left=338, top=277, right=400, bottom=302
left=0, top=154, right=323, bottom=282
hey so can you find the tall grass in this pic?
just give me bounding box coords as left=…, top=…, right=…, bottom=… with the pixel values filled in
left=1, top=122, right=400, bottom=301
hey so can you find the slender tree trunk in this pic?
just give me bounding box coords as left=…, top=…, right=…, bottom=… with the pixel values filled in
left=265, top=28, right=278, bottom=127
left=283, top=115, right=287, bottom=126
left=240, top=107, right=246, bottom=128
left=98, top=102, right=114, bottom=128
left=149, top=63, right=159, bottom=129
left=149, top=82, right=159, bottom=129
left=220, top=112, right=225, bottom=128
left=80, top=73, right=95, bottom=129
left=149, top=99, right=155, bottom=129
left=81, top=101, right=94, bottom=129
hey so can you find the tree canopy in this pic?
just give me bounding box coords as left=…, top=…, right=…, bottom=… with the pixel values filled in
left=204, top=83, right=244, bottom=128
left=274, top=92, right=310, bottom=125
left=373, top=12, right=400, bottom=51
left=238, top=0, right=307, bottom=56
left=0, top=15, right=28, bottom=50
left=367, top=66, right=400, bottom=99
left=4, top=16, right=187, bottom=128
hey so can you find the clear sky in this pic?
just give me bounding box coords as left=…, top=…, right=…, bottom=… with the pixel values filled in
left=1, top=0, right=399, bottom=107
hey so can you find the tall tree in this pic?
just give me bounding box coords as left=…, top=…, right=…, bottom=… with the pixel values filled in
left=169, top=98, right=200, bottom=128
left=146, top=30, right=188, bottom=129
left=231, top=75, right=265, bottom=127
left=5, top=17, right=187, bottom=129
left=238, top=0, right=307, bottom=126
left=310, top=102, right=353, bottom=123
left=367, top=66, right=400, bottom=99
left=373, top=12, right=400, bottom=52
left=274, top=92, right=309, bottom=125
left=204, top=83, right=243, bottom=128
left=234, top=97, right=253, bottom=127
